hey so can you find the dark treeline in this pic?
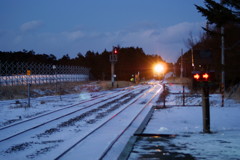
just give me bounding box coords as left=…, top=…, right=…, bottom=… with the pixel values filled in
left=0, top=47, right=167, bottom=81
left=176, top=24, right=240, bottom=89
left=176, top=0, right=240, bottom=89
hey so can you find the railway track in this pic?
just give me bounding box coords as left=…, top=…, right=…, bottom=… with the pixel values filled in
left=54, top=84, right=162, bottom=160
left=0, top=86, right=136, bottom=130
left=0, top=84, right=161, bottom=160
left=0, top=86, right=147, bottom=142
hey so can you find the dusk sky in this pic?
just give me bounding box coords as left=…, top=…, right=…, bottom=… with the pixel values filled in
left=0, top=0, right=206, bottom=62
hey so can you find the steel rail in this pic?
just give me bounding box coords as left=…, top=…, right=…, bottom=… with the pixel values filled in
left=54, top=85, right=161, bottom=160
left=99, top=85, right=162, bottom=159
left=0, top=86, right=146, bottom=142
left=0, top=86, right=135, bottom=131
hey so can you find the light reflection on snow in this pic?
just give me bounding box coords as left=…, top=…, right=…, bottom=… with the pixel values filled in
left=78, top=92, right=91, bottom=100
left=158, top=127, right=168, bottom=132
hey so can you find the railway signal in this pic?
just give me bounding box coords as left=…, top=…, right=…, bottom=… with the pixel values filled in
left=202, top=73, right=209, bottom=81
left=193, top=72, right=210, bottom=81
left=110, top=46, right=119, bottom=87
left=192, top=71, right=213, bottom=133
left=193, top=73, right=200, bottom=81
left=113, top=47, right=119, bottom=54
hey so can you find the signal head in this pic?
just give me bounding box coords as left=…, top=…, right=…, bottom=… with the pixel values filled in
left=113, top=47, right=118, bottom=54
left=193, top=73, right=200, bottom=80
left=202, top=73, right=209, bottom=81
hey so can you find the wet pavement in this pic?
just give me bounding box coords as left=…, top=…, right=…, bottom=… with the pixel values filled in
left=128, top=136, right=195, bottom=160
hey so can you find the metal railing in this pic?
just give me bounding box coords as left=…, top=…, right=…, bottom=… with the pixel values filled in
left=0, top=61, right=90, bottom=86
left=159, top=83, right=202, bottom=107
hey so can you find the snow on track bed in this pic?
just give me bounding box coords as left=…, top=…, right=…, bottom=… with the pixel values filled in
left=0, top=86, right=145, bottom=142
left=56, top=84, right=162, bottom=160
left=0, top=84, right=162, bottom=160
left=0, top=85, right=138, bottom=129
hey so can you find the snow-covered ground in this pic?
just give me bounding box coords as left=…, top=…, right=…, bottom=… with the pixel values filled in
left=0, top=91, right=108, bottom=128
left=0, top=83, right=161, bottom=160
left=129, top=84, right=240, bottom=160
left=0, top=82, right=240, bottom=160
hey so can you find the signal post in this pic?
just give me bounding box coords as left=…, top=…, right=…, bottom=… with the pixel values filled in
left=193, top=72, right=211, bottom=133
left=109, top=47, right=119, bottom=87
left=202, top=81, right=210, bottom=133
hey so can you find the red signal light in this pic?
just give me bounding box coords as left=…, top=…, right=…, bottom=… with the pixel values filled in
left=193, top=73, right=200, bottom=80
left=202, top=73, right=209, bottom=81
left=113, top=47, right=118, bottom=54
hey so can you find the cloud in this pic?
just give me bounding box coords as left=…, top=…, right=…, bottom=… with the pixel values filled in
left=113, top=21, right=204, bottom=62
left=160, top=22, right=203, bottom=43
left=63, top=30, right=85, bottom=41
left=20, top=20, right=43, bottom=32
left=1, top=21, right=204, bottom=62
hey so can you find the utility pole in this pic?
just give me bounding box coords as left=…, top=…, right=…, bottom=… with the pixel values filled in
left=180, top=49, right=183, bottom=78
left=221, top=0, right=225, bottom=107
left=191, top=48, right=195, bottom=70
left=221, top=26, right=225, bottom=107
left=27, top=70, right=31, bottom=108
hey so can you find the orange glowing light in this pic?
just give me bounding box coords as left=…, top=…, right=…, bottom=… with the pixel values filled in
left=193, top=74, right=200, bottom=80
left=154, top=64, right=164, bottom=73
left=203, top=73, right=209, bottom=80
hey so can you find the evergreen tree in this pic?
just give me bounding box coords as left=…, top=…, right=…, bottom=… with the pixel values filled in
left=195, top=0, right=240, bottom=27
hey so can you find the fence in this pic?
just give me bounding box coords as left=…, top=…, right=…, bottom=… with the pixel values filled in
left=0, top=61, right=90, bottom=86
left=160, top=83, right=202, bottom=107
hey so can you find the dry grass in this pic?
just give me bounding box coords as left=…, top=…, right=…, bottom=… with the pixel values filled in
left=0, top=81, right=134, bottom=100
left=0, top=85, right=27, bottom=100
left=165, top=77, right=192, bottom=90
left=227, top=84, right=240, bottom=102
left=166, top=77, right=192, bottom=84
left=98, top=81, right=134, bottom=90
left=167, top=78, right=240, bottom=102
left=233, top=92, right=240, bottom=101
